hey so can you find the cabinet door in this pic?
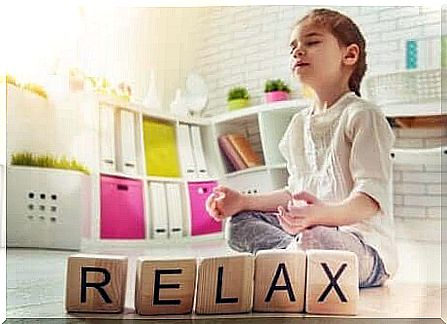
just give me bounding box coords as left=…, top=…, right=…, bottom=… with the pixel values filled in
left=120, top=110, right=137, bottom=175
left=188, top=181, right=222, bottom=236
left=100, top=176, right=145, bottom=239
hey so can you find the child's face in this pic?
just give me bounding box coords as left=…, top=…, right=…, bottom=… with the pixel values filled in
left=289, top=22, right=347, bottom=90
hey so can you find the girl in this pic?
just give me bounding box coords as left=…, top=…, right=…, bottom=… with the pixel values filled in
left=206, top=8, right=397, bottom=288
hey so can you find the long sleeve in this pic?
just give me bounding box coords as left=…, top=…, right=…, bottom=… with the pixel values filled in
left=346, top=107, right=395, bottom=216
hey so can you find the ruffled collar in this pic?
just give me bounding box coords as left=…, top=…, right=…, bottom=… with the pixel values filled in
left=306, top=91, right=356, bottom=123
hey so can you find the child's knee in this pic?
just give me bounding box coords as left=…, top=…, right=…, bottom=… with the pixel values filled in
left=226, top=214, right=252, bottom=253
left=299, top=226, right=337, bottom=249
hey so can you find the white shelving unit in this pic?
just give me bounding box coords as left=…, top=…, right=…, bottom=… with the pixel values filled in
left=79, top=95, right=311, bottom=249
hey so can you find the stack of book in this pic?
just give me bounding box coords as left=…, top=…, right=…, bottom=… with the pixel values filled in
left=218, top=133, right=263, bottom=171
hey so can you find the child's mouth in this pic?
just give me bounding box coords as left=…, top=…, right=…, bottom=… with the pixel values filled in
left=294, top=62, right=310, bottom=70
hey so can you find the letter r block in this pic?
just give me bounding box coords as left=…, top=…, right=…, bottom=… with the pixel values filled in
left=253, top=250, right=306, bottom=312
left=135, top=257, right=197, bottom=315
left=65, top=254, right=128, bottom=313
left=195, top=253, right=254, bottom=314
left=305, top=250, right=359, bottom=315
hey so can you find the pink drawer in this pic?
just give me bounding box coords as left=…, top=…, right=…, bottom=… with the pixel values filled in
left=100, top=175, right=145, bottom=239
left=188, top=181, right=222, bottom=236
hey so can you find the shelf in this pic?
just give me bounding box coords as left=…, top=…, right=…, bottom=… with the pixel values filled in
left=223, top=165, right=268, bottom=178
left=146, top=175, right=184, bottom=183
left=380, top=101, right=445, bottom=117
left=100, top=171, right=143, bottom=181
left=186, top=177, right=220, bottom=183
left=98, top=94, right=209, bottom=126
left=391, top=146, right=446, bottom=165
left=269, top=163, right=287, bottom=170
left=211, top=98, right=310, bottom=124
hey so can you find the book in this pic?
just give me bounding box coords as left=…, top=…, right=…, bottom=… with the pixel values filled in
left=165, top=183, right=184, bottom=239
left=190, top=125, right=208, bottom=178
left=177, top=124, right=197, bottom=178
left=218, top=135, right=247, bottom=171
left=226, top=133, right=262, bottom=168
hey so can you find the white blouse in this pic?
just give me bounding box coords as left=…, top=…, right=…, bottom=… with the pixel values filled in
left=278, top=91, right=398, bottom=277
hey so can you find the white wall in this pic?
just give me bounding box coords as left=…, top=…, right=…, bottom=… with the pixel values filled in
left=77, top=7, right=207, bottom=109
left=193, top=6, right=442, bottom=116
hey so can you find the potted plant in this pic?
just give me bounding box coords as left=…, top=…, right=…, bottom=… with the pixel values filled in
left=264, top=79, right=291, bottom=103
left=227, top=86, right=250, bottom=111
left=7, top=152, right=91, bottom=250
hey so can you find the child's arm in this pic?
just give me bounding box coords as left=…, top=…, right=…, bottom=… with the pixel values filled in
left=277, top=191, right=379, bottom=235
left=206, top=185, right=291, bottom=220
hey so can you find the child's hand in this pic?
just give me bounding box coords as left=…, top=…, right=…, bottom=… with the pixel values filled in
left=277, top=191, right=325, bottom=235
left=205, top=185, right=245, bottom=221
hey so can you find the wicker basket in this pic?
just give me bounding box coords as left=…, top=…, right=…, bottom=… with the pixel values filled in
left=364, top=68, right=446, bottom=106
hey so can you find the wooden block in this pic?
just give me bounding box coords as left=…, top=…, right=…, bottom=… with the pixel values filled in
left=135, top=257, right=196, bottom=315
left=65, top=254, right=128, bottom=313
left=305, top=250, right=359, bottom=315
left=195, top=253, right=254, bottom=314
left=253, top=250, right=306, bottom=312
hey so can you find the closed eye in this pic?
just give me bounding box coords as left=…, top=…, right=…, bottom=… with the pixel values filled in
left=306, top=41, right=321, bottom=46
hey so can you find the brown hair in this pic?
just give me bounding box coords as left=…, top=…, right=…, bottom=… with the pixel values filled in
left=295, top=8, right=367, bottom=97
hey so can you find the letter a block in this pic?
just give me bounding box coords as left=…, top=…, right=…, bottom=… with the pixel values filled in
left=253, top=250, right=306, bottom=312
left=305, top=250, right=359, bottom=315
left=135, top=257, right=197, bottom=315
left=65, top=254, right=128, bottom=313
left=195, top=253, right=254, bottom=314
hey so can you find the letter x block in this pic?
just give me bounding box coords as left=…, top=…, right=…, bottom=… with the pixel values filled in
left=305, top=250, right=359, bottom=315
left=253, top=250, right=306, bottom=312
left=65, top=254, right=128, bottom=313
left=195, top=253, right=254, bottom=314
left=135, top=257, right=197, bottom=315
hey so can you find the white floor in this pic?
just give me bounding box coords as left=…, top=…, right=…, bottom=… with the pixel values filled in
left=5, top=237, right=445, bottom=319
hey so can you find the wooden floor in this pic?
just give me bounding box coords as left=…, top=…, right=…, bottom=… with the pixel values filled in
left=5, top=239, right=446, bottom=321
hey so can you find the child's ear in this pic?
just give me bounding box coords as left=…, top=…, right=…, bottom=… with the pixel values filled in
left=343, top=44, right=360, bottom=66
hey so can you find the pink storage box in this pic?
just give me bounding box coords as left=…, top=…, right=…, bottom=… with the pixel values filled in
left=100, top=175, right=145, bottom=239
left=188, top=181, right=222, bottom=236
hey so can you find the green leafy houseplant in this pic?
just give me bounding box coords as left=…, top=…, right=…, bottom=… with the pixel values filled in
left=264, top=79, right=291, bottom=93
left=264, top=79, right=291, bottom=103
left=11, top=152, right=90, bottom=175
left=6, top=73, right=48, bottom=99
left=227, top=86, right=250, bottom=111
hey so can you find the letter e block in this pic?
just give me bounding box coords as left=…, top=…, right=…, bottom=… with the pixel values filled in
left=195, top=253, right=254, bottom=314
left=305, top=250, right=359, bottom=315
left=135, top=257, right=197, bottom=315
left=254, top=250, right=306, bottom=312
left=65, top=254, right=128, bottom=313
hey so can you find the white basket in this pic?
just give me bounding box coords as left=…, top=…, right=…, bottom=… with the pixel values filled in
left=364, top=68, right=446, bottom=106
left=7, top=166, right=91, bottom=250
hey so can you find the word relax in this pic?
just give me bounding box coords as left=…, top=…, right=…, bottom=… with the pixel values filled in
left=65, top=249, right=359, bottom=316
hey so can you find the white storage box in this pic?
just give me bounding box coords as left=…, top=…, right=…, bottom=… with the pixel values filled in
left=7, top=166, right=91, bottom=250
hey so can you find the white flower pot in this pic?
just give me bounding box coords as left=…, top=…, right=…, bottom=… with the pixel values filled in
left=7, top=166, right=91, bottom=250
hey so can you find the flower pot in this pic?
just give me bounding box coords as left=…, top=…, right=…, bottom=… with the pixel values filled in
left=6, top=166, right=91, bottom=250
left=265, top=91, right=289, bottom=103
left=227, top=98, right=250, bottom=111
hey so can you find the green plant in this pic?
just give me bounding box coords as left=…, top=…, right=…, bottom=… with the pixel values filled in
left=227, top=86, right=249, bottom=101
left=264, top=79, right=291, bottom=93
left=11, top=152, right=90, bottom=175
left=4, top=74, right=48, bottom=99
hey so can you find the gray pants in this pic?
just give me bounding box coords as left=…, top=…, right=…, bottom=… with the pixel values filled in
left=227, top=211, right=389, bottom=288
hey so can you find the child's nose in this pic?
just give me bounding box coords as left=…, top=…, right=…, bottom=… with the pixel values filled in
left=293, top=47, right=305, bottom=59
